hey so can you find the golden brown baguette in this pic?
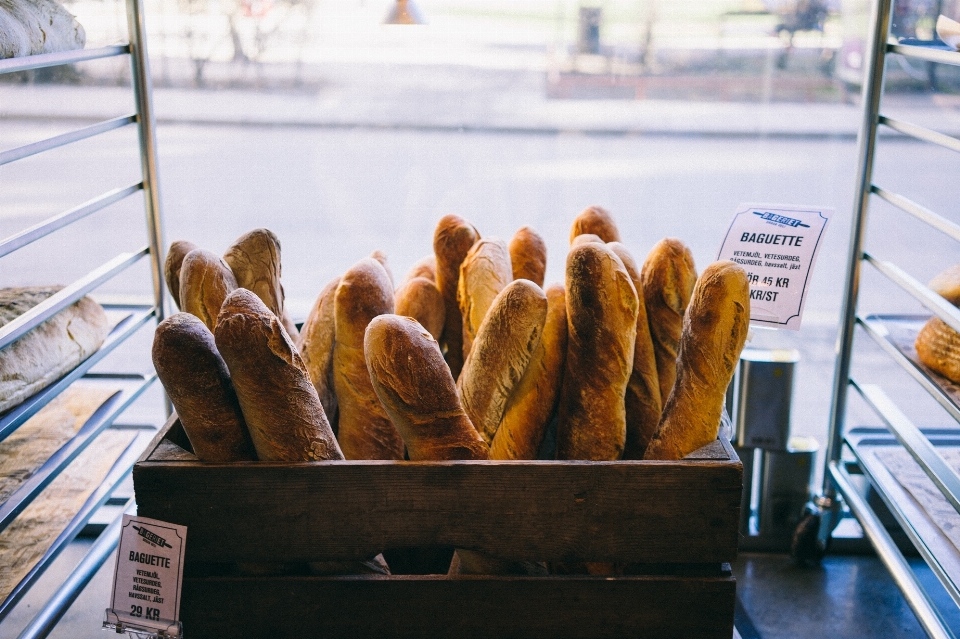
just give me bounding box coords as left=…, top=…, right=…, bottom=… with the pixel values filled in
left=916, top=317, right=960, bottom=383
left=929, top=264, right=960, bottom=306
left=641, top=237, right=697, bottom=406
left=557, top=243, right=638, bottom=460
left=164, top=240, right=198, bottom=310
left=152, top=313, right=255, bottom=461
left=215, top=289, right=342, bottom=462
left=608, top=242, right=662, bottom=459
left=333, top=258, right=405, bottom=460
left=644, top=261, right=750, bottom=461
left=370, top=249, right=395, bottom=287
left=571, top=233, right=604, bottom=247
left=458, top=279, right=548, bottom=445
left=365, top=314, right=488, bottom=461
left=179, top=248, right=238, bottom=331
left=509, top=226, right=547, bottom=288
left=299, top=276, right=341, bottom=427
left=458, top=237, right=513, bottom=361
left=433, top=215, right=481, bottom=378
left=489, top=283, right=567, bottom=460
left=402, top=255, right=437, bottom=285
left=569, top=206, right=620, bottom=244
left=395, top=276, right=445, bottom=341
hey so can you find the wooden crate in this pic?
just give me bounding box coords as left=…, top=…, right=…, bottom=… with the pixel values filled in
left=133, top=415, right=742, bottom=639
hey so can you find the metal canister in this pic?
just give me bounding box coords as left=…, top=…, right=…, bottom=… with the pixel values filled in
left=758, top=436, right=819, bottom=540
left=734, top=348, right=800, bottom=450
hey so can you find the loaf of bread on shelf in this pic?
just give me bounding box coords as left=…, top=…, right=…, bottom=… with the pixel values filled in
left=152, top=313, right=255, bottom=462
left=458, top=237, right=512, bottom=361
left=569, top=206, right=620, bottom=244
left=458, top=279, right=547, bottom=445
left=644, top=261, right=750, bottom=461
left=641, top=237, right=697, bottom=406
left=928, top=264, right=960, bottom=306
left=489, top=283, right=567, bottom=460
left=433, top=215, right=481, bottom=378
left=402, top=255, right=437, bottom=285
left=607, top=242, right=661, bottom=459
left=214, top=289, right=342, bottom=462
left=557, top=243, right=638, bottom=460
left=298, top=276, right=341, bottom=427
left=178, top=249, right=238, bottom=331
left=395, top=276, right=445, bottom=341
left=364, top=315, right=487, bottom=461
left=0, top=0, right=85, bottom=59
left=164, top=240, right=198, bottom=311
left=916, top=317, right=960, bottom=383
left=333, top=258, right=405, bottom=460
left=509, top=226, right=547, bottom=288
left=0, top=287, right=109, bottom=415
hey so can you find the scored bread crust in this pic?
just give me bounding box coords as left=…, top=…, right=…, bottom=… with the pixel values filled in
left=916, top=317, right=960, bottom=383
left=458, top=279, right=548, bottom=445
left=641, top=238, right=697, bottom=406
left=164, top=240, right=198, bottom=311
left=458, top=237, right=513, bottom=362
left=365, top=315, right=487, bottom=461
left=395, top=276, right=445, bottom=341
left=299, top=276, right=341, bottom=426
left=644, top=261, right=750, bottom=461
left=509, top=226, right=547, bottom=288
left=490, top=283, right=567, bottom=460
left=608, top=242, right=662, bottom=459
left=152, top=313, right=255, bottom=462
left=569, top=206, right=621, bottom=244
left=215, top=289, right=342, bottom=462
left=557, top=243, right=638, bottom=461
left=433, top=215, right=481, bottom=378
left=179, top=248, right=238, bottom=331
left=333, top=258, right=405, bottom=460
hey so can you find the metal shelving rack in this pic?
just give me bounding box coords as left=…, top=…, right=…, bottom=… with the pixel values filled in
left=825, top=0, right=960, bottom=637
left=0, top=0, right=166, bottom=636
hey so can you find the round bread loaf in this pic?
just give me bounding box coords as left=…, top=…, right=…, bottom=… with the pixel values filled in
left=299, top=276, right=341, bottom=427
left=508, top=226, right=547, bottom=288
left=179, top=248, right=238, bottom=331
left=569, top=206, right=620, bottom=244
left=433, top=215, right=480, bottom=378
left=395, top=276, right=445, bottom=341
left=916, top=317, right=960, bottom=383
left=929, top=264, right=960, bottom=307
left=458, top=237, right=512, bottom=361
left=164, top=240, right=198, bottom=311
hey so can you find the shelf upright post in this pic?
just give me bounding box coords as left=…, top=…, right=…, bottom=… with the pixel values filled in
left=125, top=0, right=167, bottom=322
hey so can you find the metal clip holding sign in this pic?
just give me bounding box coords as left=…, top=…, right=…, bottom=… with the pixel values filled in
left=103, top=515, right=186, bottom=639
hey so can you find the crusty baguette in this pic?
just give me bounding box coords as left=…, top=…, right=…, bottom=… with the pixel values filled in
left=509, top=226, right=547, bottom=288
left=299, top=276, right=341, bottom=427
left=569, top=206, right=620, bottom=244
left=457, top=237, right=512, bottom=361
left=365, top=315, right=487, bottom=461
left=370, top=249, right=395, bottom=287
left=641, top=238, right=697, bottom=406
left=608, top=242, right=662, bottom=459
left=433, top=215, right=481, bottom=378
left=489, top=283, right=567, bottom=460
left=916, top=317, right=960, bottom=383
left=644, top=261, right=750, bottom=461
left=152, top=313, right=255, bottom=461
left=458, top=279, right=547, bottom=445
left=0, top=288, right=109, bottom=414
left=395, top=276, right=445, bottom=341
left=570, top=233, right=603, bottom=247
left=333, top=258, right=405, bottom=460
left=164, top=240, right=198, bottom=311
left=557, top=243, right=638, bottom=461
left=402, top=255, right=437, bottom=285
left=178, top=248, right=238, bottom=331
left=929, top=264, right=960, bottom=306
left=214, top=289, right=342, bottom=462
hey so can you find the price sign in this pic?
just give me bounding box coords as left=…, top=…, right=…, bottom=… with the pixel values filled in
left=105, top=515, right=186, bottom=637
left=717, top=203, right=832, bottom=331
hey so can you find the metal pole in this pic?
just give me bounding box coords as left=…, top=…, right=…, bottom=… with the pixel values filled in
left=126, top=0, right=167, bottom=323
left=822, top=0, right=892, bottom=495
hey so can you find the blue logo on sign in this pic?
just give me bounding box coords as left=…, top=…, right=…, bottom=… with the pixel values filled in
left=753, top=211, right=810, bottom=228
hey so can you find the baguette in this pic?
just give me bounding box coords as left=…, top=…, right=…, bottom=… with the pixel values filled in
left=395, top=276, right=445, bottom=341
left=569, top=206, right=620, bottom=244
left=433, top=215, right=480, bottom=378
left=333, top=258, right=405, bottom=460
left=608, top=242, right=661, bottom=459
left=215, top=289, right=342, bottom=461
left=644, top=261, right=750, bottom=460
left=509, top=226, right=547, bottom=288
left=152, top=313, right=255, bottom=461
left=179, top=249, right=238, bottom=331
left=641, top=238, right=697, bottom=405
left=458, top=279, right=547, bottom=445
left=402, top=255, right=437, bottom=285
left=457, top=237, right=512, bottom=361
left=370, top=249, right=395, bottom=287
left=164, top=240, right=198, bottom=311
left=557, top=243, right=638, bottom=461
left=571, top=233, right=603, bottom=247
left=299, top=276, right=341, bottom=426
left=489, top=283, right=567, bottom=460
left=916, top=317, right=960, bottom=383
left=365, top=315, right=487, bottom=461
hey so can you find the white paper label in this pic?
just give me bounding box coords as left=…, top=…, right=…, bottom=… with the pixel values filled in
left=109, top=515, right=187, bottom=632
left=716, top=203, right=832, bottom=331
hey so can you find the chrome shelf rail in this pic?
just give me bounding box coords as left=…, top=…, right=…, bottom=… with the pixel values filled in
left=888, top=42, right=960, bottom=66
left=863, top=252, right=960, bottom=333
left=871, top=186, right=960, bottom=244
left=878, top=116, right=960, bottom=154
left=0, top=115, right=137, bottom=167
left=0, top=45, right=129, bottom=75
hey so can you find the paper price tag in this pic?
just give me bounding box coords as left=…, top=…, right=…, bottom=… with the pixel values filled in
left=717, top=203, right=832, bottom=331
left=106, top=515, right=186, bottom=637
